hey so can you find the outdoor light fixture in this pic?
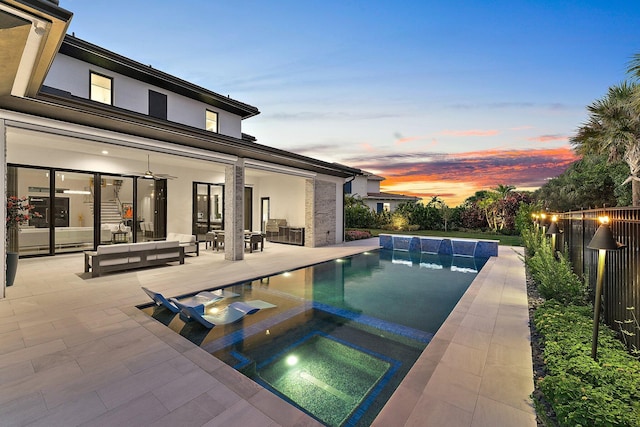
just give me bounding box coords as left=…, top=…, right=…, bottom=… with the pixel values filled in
left=546, top=215, right=560, bottom=252
left=587, top=216, right=625, bottom=360
left=532, top=213, right=540, bottom=231
left=539, top=213, right=548, bottom=233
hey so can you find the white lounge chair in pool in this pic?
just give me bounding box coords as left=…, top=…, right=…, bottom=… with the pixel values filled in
left=170, top=299, right=276, bottom=328
left=141, top=287, right=238, bottom=313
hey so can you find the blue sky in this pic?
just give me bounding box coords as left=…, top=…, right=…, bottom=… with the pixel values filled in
left=64, top=0, right=640, bottom=205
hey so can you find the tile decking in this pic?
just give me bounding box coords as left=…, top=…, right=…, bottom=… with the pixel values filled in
left=0, top=240, right=535, bottom=426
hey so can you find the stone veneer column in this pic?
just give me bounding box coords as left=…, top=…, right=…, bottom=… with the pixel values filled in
left=305, top=179, right=337, bottom=247
left=224, top=159, right=244, bottom=260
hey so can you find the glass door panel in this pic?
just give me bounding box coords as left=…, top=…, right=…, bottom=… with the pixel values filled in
left=210, top=185, right=223, bottom=230
left=193, top=183, right=224, bottom=241
left=99, top=175, right=133, bottom=245
left=10, top=166, right=51, bottom=256
left=54, top=171, right=95, bottom=253
left=137, top=178, right=157, bottom=241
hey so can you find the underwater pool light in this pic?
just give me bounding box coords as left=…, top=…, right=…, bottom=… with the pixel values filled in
left=286, top=355, right=299, bottom=366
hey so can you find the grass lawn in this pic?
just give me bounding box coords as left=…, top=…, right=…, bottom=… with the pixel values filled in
left=352, top=228, right=523, bottom=247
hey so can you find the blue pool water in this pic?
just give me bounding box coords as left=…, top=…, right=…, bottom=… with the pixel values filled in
left=141, top=248, right=489, bottom=426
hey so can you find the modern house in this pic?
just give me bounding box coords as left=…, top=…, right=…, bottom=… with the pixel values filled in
left=345, top=171, right=419, bottom=213
left=0, top=0, right=361, bottom=294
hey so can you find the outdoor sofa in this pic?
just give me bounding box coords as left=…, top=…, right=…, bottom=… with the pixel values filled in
left=84, top=240, right=184, bottom=278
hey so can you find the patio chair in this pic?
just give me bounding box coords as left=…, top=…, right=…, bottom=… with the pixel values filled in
left=170, top=299, right=275, bottom=328
left=244, top=232, right=264, bottom=253
left=141, top=287, right=238, bottom=313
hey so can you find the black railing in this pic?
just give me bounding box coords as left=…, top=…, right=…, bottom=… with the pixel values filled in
left=554, top=208, right=640, bottom=351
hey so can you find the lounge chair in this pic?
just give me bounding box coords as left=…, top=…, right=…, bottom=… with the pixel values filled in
left=141, top=287, right=238, bottom=313
left=170, top=299, right=275, bottom=328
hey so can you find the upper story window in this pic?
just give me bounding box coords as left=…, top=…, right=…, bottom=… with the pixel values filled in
left=205, top=110, right=218, bottom=132
left=90, top=72, right=112, bottom=105
left=149, top=90, right=167, bottom=120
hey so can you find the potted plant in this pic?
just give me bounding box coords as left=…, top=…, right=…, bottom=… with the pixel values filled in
left=6, top=196, right=39, bottom=286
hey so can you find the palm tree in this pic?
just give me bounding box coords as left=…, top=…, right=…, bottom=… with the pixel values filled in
left=494, top=184, right=515, bottom=200
left=571, top=82, right=640, bottom=206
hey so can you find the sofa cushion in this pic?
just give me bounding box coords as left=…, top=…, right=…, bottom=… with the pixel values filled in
left=167, top=233, right=196, bottom=244
left=96, top=244, right=129, bottom=266
left=127, top=242, right=156, bottom=263
left=148, top=240, right=179, bottom=261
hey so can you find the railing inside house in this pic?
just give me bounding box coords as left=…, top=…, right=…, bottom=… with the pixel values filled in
left=555, top=208, right=640, bottom=352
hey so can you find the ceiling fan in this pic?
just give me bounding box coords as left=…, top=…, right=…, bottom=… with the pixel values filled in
left=130, top=154, right=177, bottom=180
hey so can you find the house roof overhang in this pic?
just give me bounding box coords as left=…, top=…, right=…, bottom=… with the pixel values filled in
left=364, top=192, right=420, bottom=202
left=0, top=0, right=72, bottom=98
left=0, top=92, right=362, bottom=178
left=59, top=35, right=260, bottom=119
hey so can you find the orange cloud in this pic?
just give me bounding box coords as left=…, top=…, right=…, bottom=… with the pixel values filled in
left=440, top=129, right=500, bottom=137
left=360, top=143, right=375, bottom=152
left=356, top=146, right=579, bottom=206
left=527, top=134, right=568, bottom=143
left=395, top=135, right=431, bottom=145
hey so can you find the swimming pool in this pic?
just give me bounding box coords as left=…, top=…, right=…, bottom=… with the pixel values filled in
left=141, top=248, right=489, bottom=426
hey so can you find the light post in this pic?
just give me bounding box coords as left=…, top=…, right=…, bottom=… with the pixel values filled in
left=546, top=215, right=560, bottom=253
left=539, top=213, right=547, bottom=234
left=587, top=216, right=625, bottom=361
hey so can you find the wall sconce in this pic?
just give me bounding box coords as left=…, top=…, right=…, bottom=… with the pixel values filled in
left=587, top=216, right=625, bottom=360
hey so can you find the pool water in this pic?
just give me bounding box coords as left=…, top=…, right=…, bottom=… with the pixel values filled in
left=141, top=249, right=488, bottom=426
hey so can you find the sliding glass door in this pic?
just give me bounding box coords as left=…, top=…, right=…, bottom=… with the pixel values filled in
left=193, top=182, right=223, bottom=241
left=54, top=171, right=95, bottom=253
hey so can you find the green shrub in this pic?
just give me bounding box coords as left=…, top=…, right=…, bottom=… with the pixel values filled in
left=526, top=238, right=586, bottom=304
left=345, top=202, right=376, bottom=228
left=534, top=302, right=640, bottom=426
left=521, top=227, right=544, bottom=257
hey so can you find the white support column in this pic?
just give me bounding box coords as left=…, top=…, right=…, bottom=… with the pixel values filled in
left=224, top=158, right=244, bottom=260
left=1, top=119, right=7, bottom=297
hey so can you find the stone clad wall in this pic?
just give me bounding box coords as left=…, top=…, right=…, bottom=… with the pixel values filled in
left=305, top=179, right=337, bottom=247
left=224, top=161, right=245, bottom=260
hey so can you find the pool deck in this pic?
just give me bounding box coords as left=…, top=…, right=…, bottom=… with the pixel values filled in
left=0, top=239, right=535, bottom=426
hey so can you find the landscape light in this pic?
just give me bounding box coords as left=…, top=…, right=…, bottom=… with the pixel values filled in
left=546, top=215, right=560, bottom=253
left=587, top=216, right=625, bottom=360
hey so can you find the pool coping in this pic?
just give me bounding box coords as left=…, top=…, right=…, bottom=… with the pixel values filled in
left=372, top=245, right=536, bottom=426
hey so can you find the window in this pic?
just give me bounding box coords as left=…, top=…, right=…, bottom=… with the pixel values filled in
left=383, top=203, right=391, bottom=212
left=90, top=72, right=112, bottom=105
left=149, top=90, right=167, bottom=120
left=205, top=110, right=218, bottom=132
left=344, top=181, right=352, bottom=193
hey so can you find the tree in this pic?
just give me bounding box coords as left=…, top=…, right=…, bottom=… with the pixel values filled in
left=429, top=196, right=452, bottom=231
left=533, top=154, right=629, bottom=210
left=571, top=82, right=640, bottom=205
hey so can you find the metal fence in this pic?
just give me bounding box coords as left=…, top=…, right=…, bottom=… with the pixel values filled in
left=555, top=208, right=640, bottom=351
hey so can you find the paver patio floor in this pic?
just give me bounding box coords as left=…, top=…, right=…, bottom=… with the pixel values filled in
left=0, top=239, right=534, bottom=426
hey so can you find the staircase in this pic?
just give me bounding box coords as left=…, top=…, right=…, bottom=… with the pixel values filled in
left=99, top=200, right=122, bottom=225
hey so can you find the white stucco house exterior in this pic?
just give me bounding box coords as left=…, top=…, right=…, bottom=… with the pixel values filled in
left=345, top=171, right=419, bottom=213
left=0, top=0, right=362, bottom=295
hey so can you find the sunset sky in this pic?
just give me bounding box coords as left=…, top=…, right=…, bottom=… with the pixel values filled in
left=65, top=1, right=640, bottom=206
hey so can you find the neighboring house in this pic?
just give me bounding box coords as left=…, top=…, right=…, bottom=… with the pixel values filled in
left=345, top=172, right=419, bottom=213
left=0, top=0, right=361, bottom=292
